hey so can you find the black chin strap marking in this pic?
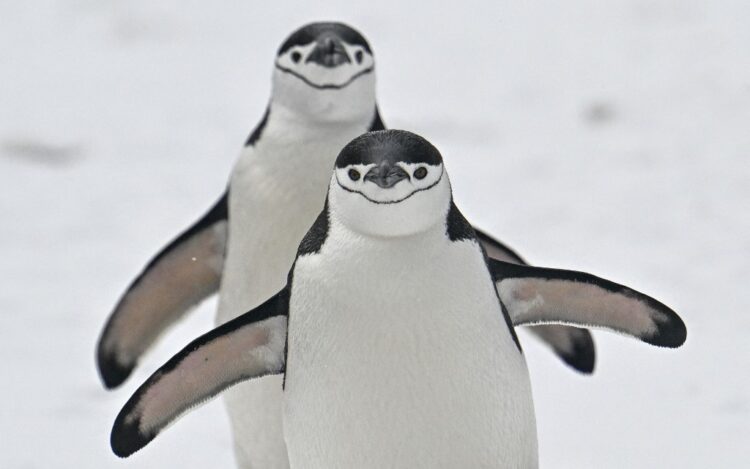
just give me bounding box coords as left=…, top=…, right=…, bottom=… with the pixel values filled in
left=335, top=168, right=444, bottom=205
left=275, top=64, right=374, bottom=90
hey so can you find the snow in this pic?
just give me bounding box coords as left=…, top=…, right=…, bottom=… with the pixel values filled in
left=1, top=1, right=748, bottom=467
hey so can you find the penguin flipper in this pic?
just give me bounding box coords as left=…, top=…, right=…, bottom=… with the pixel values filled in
left=489, top=259, right=686, bottom=348
left=474, top=228, right=596, bottom=374
left=110, top=288, right=289, bottom=458
left=474, top=228, right=527, bottom=264
left=524, top=325, right=595, bottom=373
left=97, top=192, right=228, bottom=389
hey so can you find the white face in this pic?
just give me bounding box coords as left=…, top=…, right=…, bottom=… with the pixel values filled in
left=329, top=162, right=452, bottom=238
left=272, top=41, right=376, bottom=122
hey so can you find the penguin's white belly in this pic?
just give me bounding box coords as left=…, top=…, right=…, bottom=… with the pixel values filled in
left=284, top=234, right=538, bottom=468
left=216, top=130, right=366, bottom=468
left=219, top=155, right=321, bottom=469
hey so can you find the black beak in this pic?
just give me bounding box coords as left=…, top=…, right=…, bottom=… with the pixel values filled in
left=306, top=35, right=351, bottom=67
left=364, top=162, right=409, bottom=188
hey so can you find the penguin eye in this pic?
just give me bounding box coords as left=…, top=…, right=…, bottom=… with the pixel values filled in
left=355, top=50, right=364, bottom=64
left=414, top=167, right=428, bottom=180
left=348, top=169, right=361, bottom=181
left=291, top=51, right=302, bottom=63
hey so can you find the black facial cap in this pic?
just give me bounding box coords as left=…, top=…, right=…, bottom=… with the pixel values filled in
left=336, top=130, right=443, bottom=169
left=278, top=22, right=372, bottom=56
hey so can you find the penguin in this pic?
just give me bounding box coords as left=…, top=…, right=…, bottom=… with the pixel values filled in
left=96, top=22, right=593, bottom=468
left=109, top=130, right=686, bottom=468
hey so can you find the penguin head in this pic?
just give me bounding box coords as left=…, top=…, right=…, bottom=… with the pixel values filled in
left=272, top=22, right=376, bottom=122
left=330, top=130, right=452, bottom=238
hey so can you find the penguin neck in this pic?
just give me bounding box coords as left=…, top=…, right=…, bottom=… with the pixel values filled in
left=263, top=101, right=375, bottom=142
left=328, top=207, right=451, bottom=257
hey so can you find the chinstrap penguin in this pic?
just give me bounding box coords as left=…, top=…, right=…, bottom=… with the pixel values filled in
left=109, top=130, right=687, bottom=468
left=96, top=21, right=600, bottom=469
left=98, top=21, right=382, bottom=468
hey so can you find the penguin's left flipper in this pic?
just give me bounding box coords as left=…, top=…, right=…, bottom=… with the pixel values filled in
left=97, top=192, right=228, bottom=390
left=110, top=287, right=289, bottom=458
left=474, top=229, right=596, bottom=373
left=489, top=259, right=686, bottom=348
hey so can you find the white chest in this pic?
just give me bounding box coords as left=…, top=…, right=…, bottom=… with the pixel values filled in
left=284, top=224, right=538, bottom=468
left=217, top=116, right=370, bottom=323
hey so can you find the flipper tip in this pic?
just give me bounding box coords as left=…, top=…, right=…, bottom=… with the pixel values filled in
left=648, top=312, right=687, bottom=348
left=111, top=409, right=151, bottom=458
left=560, top=332, right=596, bottom=374
left=97, top=348, right=134, bottom=389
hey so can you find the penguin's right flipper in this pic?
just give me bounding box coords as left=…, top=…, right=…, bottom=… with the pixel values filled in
left=474, top=228, right=596, bottom=374
left=474, top=228, right=527, bottom=265
left=97, top=192, right=228, bottom=389
left=489, top=259, right=686, bottom=348
left=110, top=288, right=289, bottom=458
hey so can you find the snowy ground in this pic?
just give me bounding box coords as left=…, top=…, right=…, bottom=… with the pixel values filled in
left=1, top=1, right=748, bottom=467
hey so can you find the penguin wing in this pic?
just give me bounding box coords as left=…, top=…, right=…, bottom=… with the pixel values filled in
left=110, top=287, right=289, bottom=458
left=97, top=192, right=228, bottom=389
left=475, top=229, right=596, bottom=373
left=489, top=259, right=686, bottom=348
left=473, top=228, right=527, bottom=264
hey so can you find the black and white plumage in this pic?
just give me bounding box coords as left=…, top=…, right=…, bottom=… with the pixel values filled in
left=96, top=21, right=599, bottom=469
left=110, top=130, right=686, bottom=467
left=94, top=25, right=601, bottom=468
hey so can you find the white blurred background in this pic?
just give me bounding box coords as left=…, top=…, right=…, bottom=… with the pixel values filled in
left=1, top=1, right=748, bottom=467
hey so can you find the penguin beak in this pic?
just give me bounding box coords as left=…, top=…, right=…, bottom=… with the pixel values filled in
left=306, top=35, right=351, bottom=67
left=364, top=162, right=409, bottom=188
